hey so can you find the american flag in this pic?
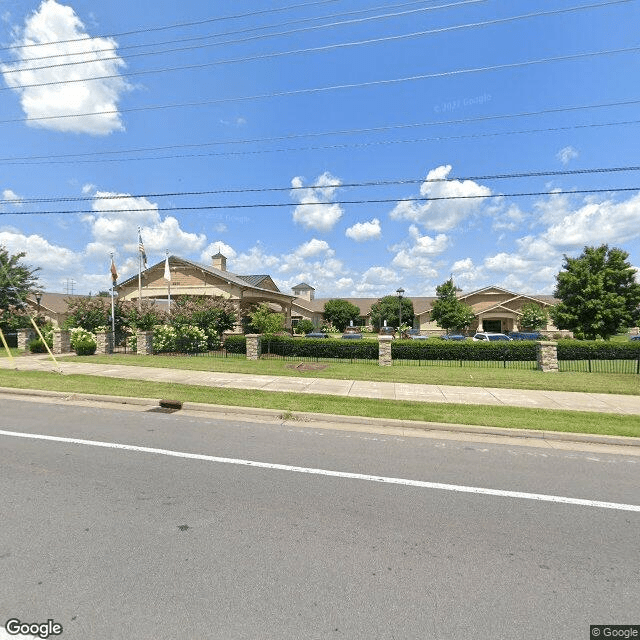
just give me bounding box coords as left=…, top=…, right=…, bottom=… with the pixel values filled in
left=138, top=229, right=147, bottom=269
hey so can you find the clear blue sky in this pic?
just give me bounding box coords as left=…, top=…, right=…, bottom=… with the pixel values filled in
left=1, top=0, right=639, bottom=298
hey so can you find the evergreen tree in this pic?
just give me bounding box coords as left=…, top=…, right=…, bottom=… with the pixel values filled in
left=430, top=279, right=475, bottom=334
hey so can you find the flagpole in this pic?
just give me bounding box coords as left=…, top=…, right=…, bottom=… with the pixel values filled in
left=137, top=227, right=142, bottom=311
left=110, top=252, right=116, bottom=334
left=166, top=250, right=171, bottom=316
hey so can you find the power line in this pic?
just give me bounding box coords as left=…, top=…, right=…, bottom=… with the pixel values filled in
left=3, top=166, right=639, bottom=205
left=2, top=117, right=639, bottom=166
left=3, top=0, right=478, bottom=65
left=3, top=0, right=621, bottom=81
left=3, top=45, right=638, bottom=125
left=1, top=97, right=638, bottom=164
left=3, top=187, right=639, bottom=216
left=0, top=0, right=344, bottom=51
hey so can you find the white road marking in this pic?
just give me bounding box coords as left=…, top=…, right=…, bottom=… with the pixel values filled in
left=1, top=428, right=639, bottom=513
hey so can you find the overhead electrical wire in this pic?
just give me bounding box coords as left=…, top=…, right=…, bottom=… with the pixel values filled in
left=3, top=0, right=620, bottom=79
left=2, top=45, right=638, bottom=124
left=2, top=165, right=639, bottom=205
left=3, top=0, right=483, bottom=65
left=2, top=118, right=639, bottom=166
left=3, top=187, right=639, bottom=216
left=1, top=97, right=638, bottom=165
left=0, top=0, right=347, bottom=50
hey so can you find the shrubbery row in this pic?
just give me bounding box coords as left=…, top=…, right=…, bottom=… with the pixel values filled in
left=223, top=336, right=640, bottom=362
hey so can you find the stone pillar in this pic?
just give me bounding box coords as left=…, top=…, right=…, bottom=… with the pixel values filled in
left=17, top=329, right=35, bottom=350
left=136, top=330, right=154, bottom=355
left=536, top=340, right=558, bottom=372
left=379, top=335, right=393, bottom=367
left=52, top=329, right=71, bottom=354
left=96, top=331, right=114, bottom=355
left=246, top=334, right=261, bottom=361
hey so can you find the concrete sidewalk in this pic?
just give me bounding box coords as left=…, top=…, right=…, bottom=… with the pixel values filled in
left=3, top=354, right=640, bottom=415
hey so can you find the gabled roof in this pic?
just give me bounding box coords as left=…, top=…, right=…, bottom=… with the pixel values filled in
left=238, top=274, right=275, bottom=289
left=26, top=292, right=89, bottom=314
left=117, top=256, right=293, bottom=299
left=292, top=282, right=315, bottom=290
left=459, top=285, right=557, bottom=306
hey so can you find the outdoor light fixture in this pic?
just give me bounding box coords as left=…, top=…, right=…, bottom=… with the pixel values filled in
left=396, top=287, right=405, bottom=331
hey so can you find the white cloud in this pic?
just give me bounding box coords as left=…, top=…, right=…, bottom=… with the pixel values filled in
left=86, top=191, right=207, bottom=264
left=0, top=229, right=81, bottom=291
left=1, top=0, right=130, bottom=135
left=200, top=242, right=237, bottom=264
left=391, top=226, right=448, bottom=277
left=291, top=172, right=343, bottom=232
left=345, top=218, right=381, bottom=242
left=557, top=146, right=579, bottom=165
left=390, top=164, right=491, bottom=231
left=2, top=189, right=23, bottom=206
left=543, top=193, right=640, bottom=248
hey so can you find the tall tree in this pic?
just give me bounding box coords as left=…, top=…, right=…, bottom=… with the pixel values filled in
left=429, top=279, right=475, bottom=334
left=370, top=295, right=414, bottom=330
left=550, top=245, right=640, bottom=340
left=0, top=246, right=40, bottom=332
left=323, top=299, right=361, bottom=332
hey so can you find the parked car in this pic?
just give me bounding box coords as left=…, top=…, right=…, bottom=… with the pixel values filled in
left=509, top=331, right=542, bottom=340
left=440, top=334, right=466, bottom=341
left=630, top=335, right=640, bottom=341
left=409, top=334, right=429, bottom=340
left=341, top=333, right=363, bottom=339
left=305, top=332, right=329, bottom=339
left=473, top=332, right=512, bottom=342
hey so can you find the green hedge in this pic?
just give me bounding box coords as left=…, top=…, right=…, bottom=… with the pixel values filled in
left=261, top=336, right=378, bottom=359
left=223, top=335, right=247, bottom=354
left=557, top=340, right=640, bottom=360
left=392, top=339, right=538, bottom=361
left=222, top=336, right=640, bottom=362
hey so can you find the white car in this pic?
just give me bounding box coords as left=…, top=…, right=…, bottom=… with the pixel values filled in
left=473, top=332, right=512, bottom=342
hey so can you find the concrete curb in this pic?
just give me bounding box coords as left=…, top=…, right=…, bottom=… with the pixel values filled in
left=2, top=385, right=640, bottom=449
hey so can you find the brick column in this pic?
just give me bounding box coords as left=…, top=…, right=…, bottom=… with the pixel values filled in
left=246, top=334, right=261, bottom=360
left=136, top=330, right=154, bottom=355
left=52, top=329, right=71, bottom=354
left=17, top=329, right=35, bottom=350
left=378, top=335, right=393, bottom=366
left=536, top=340, right=558, bottom=372
left=96, top=331, right=114, bottom=355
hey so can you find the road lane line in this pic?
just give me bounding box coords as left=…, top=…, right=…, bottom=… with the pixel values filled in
left=2, top=428, right=639, bottom=513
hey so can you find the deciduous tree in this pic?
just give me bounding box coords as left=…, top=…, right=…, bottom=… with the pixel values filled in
left=323, top=299, right=361, bottom=332
left=550, top=245, right=640, bottom=340
left=370, top=295, right=414, bottom=331
left=429, top=279, right=475, bottom=334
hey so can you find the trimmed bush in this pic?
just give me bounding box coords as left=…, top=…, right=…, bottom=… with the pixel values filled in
left=224, top=335, right=247, bottom=354
left=557, top=339, right=640, bottom=361
left=74, top=336, right=97, bottom=356
left=28, top=338, right=48, bottom=353
left=391, top=339, right=538, bottom=362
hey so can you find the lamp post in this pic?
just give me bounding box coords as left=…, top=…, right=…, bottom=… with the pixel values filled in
left=396, top=287, right=404, bottom=334
left=35, top=293, right=42, bottom=323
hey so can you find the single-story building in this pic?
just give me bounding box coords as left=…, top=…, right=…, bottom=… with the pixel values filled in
left=116, top=253, right=296, bottom=331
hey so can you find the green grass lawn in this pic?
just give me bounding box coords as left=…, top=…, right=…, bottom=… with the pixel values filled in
left=0, top=347, right=21, bottom=358
left=1, top=369, right=639, bottom=438
left=72, top=353, right=640, bottom=396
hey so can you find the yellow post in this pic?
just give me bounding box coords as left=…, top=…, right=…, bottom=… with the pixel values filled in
left=0, top=327, right=15, bottom=368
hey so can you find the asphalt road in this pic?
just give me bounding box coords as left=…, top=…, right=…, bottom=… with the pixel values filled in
left=1, top=398, right=639, bottom=640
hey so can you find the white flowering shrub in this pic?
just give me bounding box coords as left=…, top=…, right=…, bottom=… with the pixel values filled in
left=153, top=325, right=177, bottom=353
left=70, top=327, right=97, bottom=352
left=175, top=325, right=208, bottom=353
